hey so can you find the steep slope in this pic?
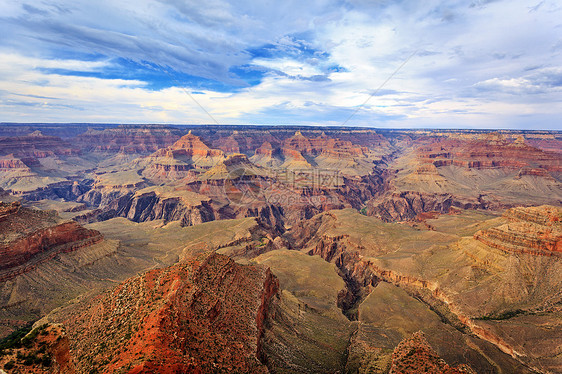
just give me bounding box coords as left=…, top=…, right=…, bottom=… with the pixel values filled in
left=74, top=125, right=181, bottom=154
left=45, top=252, right=278, bottom=373
left=474, top=205, right=561, bottom=256
left=255, top=250, right=354, bottom=373
left=0, top=203, right=118, bottom=338
left=141, top=131, right=225, bottom=182
left=287, top=207, right=557, bottom=372
left=0, top=202, right=103, bottom=281
left=389, top=331, right=475, bottom=374
left=378, top=133, right=562, bottom=216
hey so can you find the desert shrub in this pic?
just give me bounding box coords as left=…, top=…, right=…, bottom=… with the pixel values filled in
left=4, top=361, right=15, bottom=370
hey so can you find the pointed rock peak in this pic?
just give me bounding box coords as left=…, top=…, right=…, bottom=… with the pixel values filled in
left=294, top=130, right=304, bottom=137
left=188, top=130, right=192, bottom=135
left=513, top=135, right=526, bottom=144
left=232, top=130, right=239, bottom=135
left=224, top=153, right=250, bottom=164
left=29, top=130, right=44, bottom=137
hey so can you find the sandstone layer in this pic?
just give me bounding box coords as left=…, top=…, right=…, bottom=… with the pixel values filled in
left=47, top=252, right=278, bottom=373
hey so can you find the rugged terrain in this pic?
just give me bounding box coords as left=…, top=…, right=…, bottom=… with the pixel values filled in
left=0, top=124, right=560, bottom=373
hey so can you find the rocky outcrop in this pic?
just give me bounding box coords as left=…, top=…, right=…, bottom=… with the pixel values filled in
left=0, top=202, right=103, bottom=282
left=0, top=132, right=79, bottom=159
left=389, top=331, right=476, bottom=374
left=74, top=125, right=181, bottom=154
left=49, top=252, right=279, bottom=373
left=0, top=323, right=76, bottom=373
left=153, top=131, right=225, bottom=160
left=13, top=180, right=92, bottom=201
left=212, top=130, right=279, bottom=155
left=126, top=190, right=215, bottom=226
left=474, top=205, right=562, bottom=256
left=417, top=133, right=562, bottom=172
left=365, top=191, right=491, bottom=222
left=142, top=131, right=226, bottom=182
left=0, top=156, right=31, bottom=169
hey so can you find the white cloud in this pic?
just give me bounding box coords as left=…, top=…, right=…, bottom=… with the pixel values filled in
left=0, top=0, right=561, bottom=128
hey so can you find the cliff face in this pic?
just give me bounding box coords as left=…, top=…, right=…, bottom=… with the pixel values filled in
left=365, top=191, right=491, bottom=222
left=50, top=252, right=279, bottom=373
left=142, top=132, right=226, bottom=182
left=0, top=132, right=79, bottom=159
left=287, top=208, right=558, bottom=371
left=152, top=131, right=225, bottom=159
left=0, top=202, right=103, bottom=281
left=74, top=126, right=181, bottom=154
left=416, top=134, right=562, bottom=172
left=389, top=331, right=476, bottom=374
left=474, top=205, right=562, bottom=256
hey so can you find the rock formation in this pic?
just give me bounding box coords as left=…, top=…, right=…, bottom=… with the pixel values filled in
left=0, top=202, right=103, bottom=282
left=74, top=125, right=182, bottom=154
left=389, top=331, right=475, bottom=374
left=0, top=132, right=79, bottom=159
left=142, top=131, right=226, bottom=182
left=47, top=252, right=278, bottom=373
left=416, top=133, right=562, bottom=172
left=365, top=191, right=492, bottom=222
left=474, top=205, right=561, bottom=256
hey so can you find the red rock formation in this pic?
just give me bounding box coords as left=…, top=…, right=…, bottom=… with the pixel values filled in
left=0, top=132, right=79, bottom=159
left=154, top=131, right=224, bottom=159
left=143, top=131, right=225, bottom=182
left=390, top=331, right=475, bottom=374
left=254, top=141, right=275, bottom=157
left=0, top=324, right=76, bottom=373
left=417, top=134, right=562, bottom=172
left=365, top=191, right=491, bottom=222
left=52, top=252, right=279, bottom=373
left=0, top=156, right=31, bottom=169
left=212, top=130, right=279, bottom=154
left=0, top=202, right=103, bottom=281
left=75, top=126, right=181, bottom=154
left=282, top=131, right=366, bottom=159
left=526, top=137, right=562, bottom=154
left=474, top=205, right=562, bottom=256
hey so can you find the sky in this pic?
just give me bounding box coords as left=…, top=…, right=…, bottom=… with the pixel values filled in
left=0, top=0, right=561, bottom=129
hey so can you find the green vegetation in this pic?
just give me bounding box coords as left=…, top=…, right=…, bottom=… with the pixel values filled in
left=0, top=324, right=52, bottom=368
left=475, top=309, right=526, bottom=321
left=0, top=323, right=34, bottom=352
left=4, top=361, right=15, bottom=370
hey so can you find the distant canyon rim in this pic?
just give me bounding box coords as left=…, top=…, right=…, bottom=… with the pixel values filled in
left=0, top=123, right=560, bottom=374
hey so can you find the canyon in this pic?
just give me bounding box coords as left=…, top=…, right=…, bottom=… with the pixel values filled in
left=0, top=124, right=560, bottom=373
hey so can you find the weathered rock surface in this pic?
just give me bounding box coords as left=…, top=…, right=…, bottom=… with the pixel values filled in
left=0, top=132, right=79, bottom=159
left=389, top=331, right=475, bottom=374
left=142, top=131, right=226, bottom=182
left=474, top=205, right=561, bottom=256
left=417, top=133, right=562, bottom=172
left=75, top=125, right=181, bottom=154
left=365, top=191, right=493, bottom=222
left=47, top=252, right=278, bottom=373
left=0, top=202, right=103, bottom=281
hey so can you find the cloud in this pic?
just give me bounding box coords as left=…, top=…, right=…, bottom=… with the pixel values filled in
left=474, top=67, right=562, bottom=94
left=0, top=0, right=561, bottom=129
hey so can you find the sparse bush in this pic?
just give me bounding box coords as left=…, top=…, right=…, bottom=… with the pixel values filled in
left=4, top=361, right=15, bottom=370
left=0, top=323, right=34, bottom=350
